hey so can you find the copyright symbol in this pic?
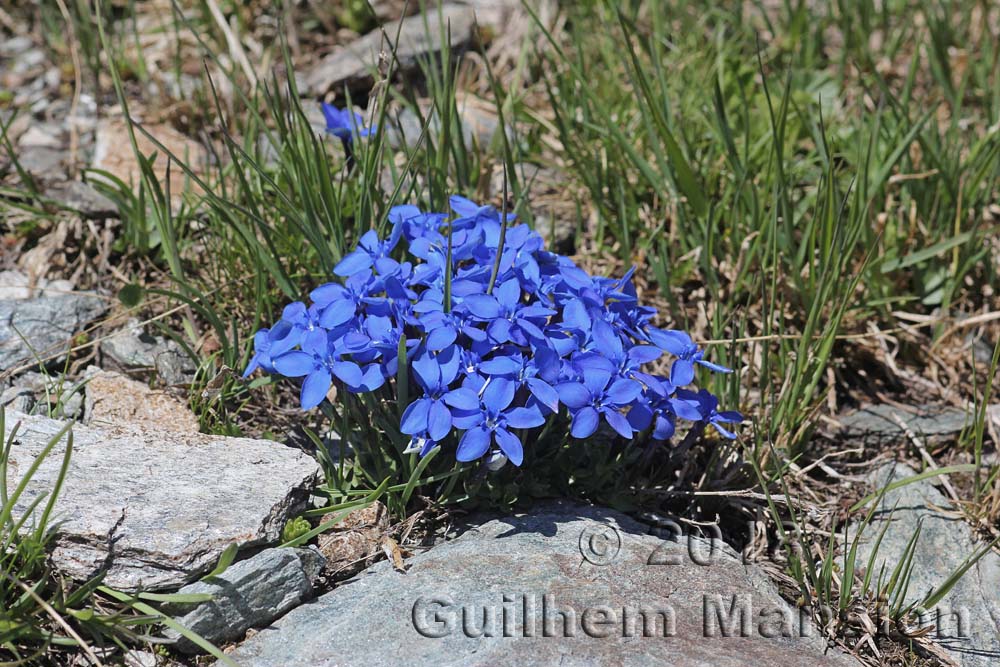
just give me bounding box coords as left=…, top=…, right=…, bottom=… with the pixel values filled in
left=578, top=524, right=622, bottom=566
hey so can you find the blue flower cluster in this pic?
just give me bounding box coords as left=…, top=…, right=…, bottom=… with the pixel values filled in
left=244, top=196, right=742, bottom=467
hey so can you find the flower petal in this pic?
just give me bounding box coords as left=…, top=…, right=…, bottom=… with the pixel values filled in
left=570, top=406, right=599, bottom=438
left=301, top=369, right=332, bottom=409
left=400, top=398, right=431, bottom=435
left=670, top=358, right=696, bottom=387
left=505, top=405, right=545, bottom=429
left=525, top=378, right=559, bottom=413
left=494, top=427, right=524, bottom=466
left=607, top=378, right=642, bottom=405
left=333, top=249, right=373, bottom=277
left=427, top=399, right=453, bottom=441
left=556, top=382, right=591, bottom=409
left=456, top=426, right=492, bottom=461
left=444, top=387, right=480, bottom=411
left=603, top=408, right=633, bottom=438
left=332, top=361, right=363, bottom=386
left=463, top=294, right=503, bottom=319
left=482, top=377, right=516, bottom=412
left=273, top=351, right=315, bottom=377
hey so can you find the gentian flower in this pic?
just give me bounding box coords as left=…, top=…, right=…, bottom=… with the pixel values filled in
left=400, top=346, right=465, bottom=441
left=244, top=193, right=742, bottom=467
left=451, top=378, right=545, bottom=466
left=675, top=388, right=744, bottom=439
left=242, top=328, right=276, bottom=377
left=647, top=328, right=732, bottom=386
left=321, top=103, right=374, bottom=142
left=334, top=226, right=403, bottom=278
left=272, top=335, right=363, bottom=410
left=556, top=368, right=643, bottom=439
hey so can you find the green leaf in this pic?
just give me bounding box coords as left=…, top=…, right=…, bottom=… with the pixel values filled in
left=117, top=283, right=145, bottom=308
left=880, top=230, right=975, bottom=273
left=202, top=543, right=238, bottom=580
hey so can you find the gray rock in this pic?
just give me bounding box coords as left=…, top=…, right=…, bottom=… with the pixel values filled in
left=102, top=319, right=197, bottom=386
left=43, top=181, right=118, bottom=219
left=122, top=651, right=156, bottom=667
left=1, top=369, right=83, bottom=419
left=18, top=124, right=64, bottom=149
left=0, top=385, right=35, bottom=414
left=2, top=411, right=322, bottom=591
left=385, top=102, right=508, bottom=151
left=855, top=463, right=1000, bottom=666
left=455, top=0, right=524, bottom=32
left=168, top=547, right=325, bottom=653
left=837, top=403, right=971, bottom=445
left=0, top=291, right=107, bottom=373
left=16, top=146, right=66, bottom=182
left=0, top=36, right=34, bottom=58
left=154, top=347, right=198, bottom=386
left=231, top=502, right=858, bottom=667
left=303, top=4, right=477, bottom=96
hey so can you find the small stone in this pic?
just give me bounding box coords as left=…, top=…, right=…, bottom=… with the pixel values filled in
left=83, top=368, right=199, bottom=433
left=230, top=501, right=859, bottom=667
left=42, top=181, right=118, bottom=219
left=0, top=270, right=32, bottom=300
left=12, top=49, right=46, bottom=74
left=303, top=4, right=477, bottom=96
left=317, top=501, right=390, bottom=578
left=167, top=547, right=326, bottom=653
left=154, top=347, right=197, bottom=386
left=3, top=411, right=322, bottom=591
left=0, top=386, right=34, bottom=414
left=384, top=96, right=510, bottom=151
left=455, top=0, right=525, bottom=32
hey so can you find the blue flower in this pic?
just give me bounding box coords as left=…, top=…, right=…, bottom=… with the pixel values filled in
left=242, top=328, right=276, bottom=377
left=647, top=328, right=732, bottom=386
left=272, top=335, right=364, bottom=410
left=556, top=368, right=643, bottom=439
left=321, top=103, right=374, bottom=142
left=400, top=346, right=465, bottom=441
left=676, top=388, right=744, bottom=439
left=450, top=377, right=545, bottom=466
left=334, top=227, right=403, bottom=278
left=247, top=195, right=743, bottom=466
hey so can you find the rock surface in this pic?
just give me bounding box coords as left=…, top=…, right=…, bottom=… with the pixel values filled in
left=168, top=547, right=325, bottom=653
left=837, top=403, right=971, bottom=445
left=303, top=5, right=477, bottom=95
left=101, top=319, right=198, bottom=386
left=385, top=95, right=508, bottom=150
left=855, top=463, right=1000, bottom=666
left=82, top=368, right=199, bottom=433
left=0, top=286, right=107, bottom=372
left=2, top=411, right=321, bottom=591
left=231, top=502, right=859, bottom=667
left=42, top=180, right=118, bottom=219
left=91, top=118, right=206, bottom=204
